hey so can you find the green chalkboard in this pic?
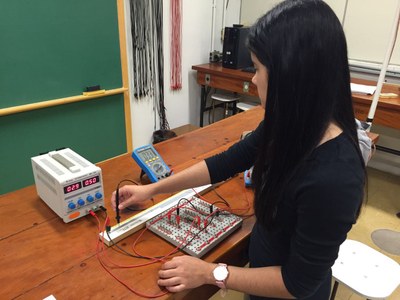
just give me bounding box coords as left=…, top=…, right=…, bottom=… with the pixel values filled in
left=0, top=0, right=122, bottom=108
left=0, top=0, right=127, bottom=194
left=0, top=95, right=126, bottom=194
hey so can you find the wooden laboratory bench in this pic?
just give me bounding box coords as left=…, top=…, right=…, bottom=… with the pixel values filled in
left=192, top=63, right=400, bottom=130
left=0, top=107, right=264, bottom=300
left=0, top=105, right=378, bottom=300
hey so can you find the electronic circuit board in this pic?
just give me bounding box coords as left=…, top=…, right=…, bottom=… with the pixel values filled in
left=146, top=196, right=243, bottom=258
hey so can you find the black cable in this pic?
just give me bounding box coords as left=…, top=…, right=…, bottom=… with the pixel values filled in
left=115, top=189, right=121, bottom=225
left=211, top=189, right=231, bottom=207
left=176, top=197, right=210, bottom=217
left=115, top=179, right=142, bottom=224
left=172, top=196, right=225, bottom=252
left=211, top=188, right=254, bottom=218
left=179, top=214, right=217, bottom=252
left=115, top=179, right=151, bottom=212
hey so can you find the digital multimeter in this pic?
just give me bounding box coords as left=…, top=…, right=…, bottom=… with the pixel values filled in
left=131, top=144, right=171, bottom=182
left=244, top=166, right=253, bottom=187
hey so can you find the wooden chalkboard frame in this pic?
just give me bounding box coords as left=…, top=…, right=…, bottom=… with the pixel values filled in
left=0, top=0, right=132, bottom=194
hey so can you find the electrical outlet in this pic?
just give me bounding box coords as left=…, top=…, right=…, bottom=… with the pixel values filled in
left=205, top=74, right=211, bottom=85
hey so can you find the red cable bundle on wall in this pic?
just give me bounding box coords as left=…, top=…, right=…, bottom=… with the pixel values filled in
left=170, top=0, right=182, bottom=90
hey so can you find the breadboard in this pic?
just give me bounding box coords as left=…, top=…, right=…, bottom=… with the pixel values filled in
left=146, top=196, right=242, bottom=258
left=100, top=185, right=211, bottom=246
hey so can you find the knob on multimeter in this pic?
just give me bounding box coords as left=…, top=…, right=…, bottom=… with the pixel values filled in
left=131, top=144, right=172, bottom=182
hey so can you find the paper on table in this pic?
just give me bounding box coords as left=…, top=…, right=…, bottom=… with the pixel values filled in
left=351, top=83, right=377, bottom=95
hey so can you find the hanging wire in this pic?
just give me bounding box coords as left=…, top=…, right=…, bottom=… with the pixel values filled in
left=170, top=0, right=182, bottom=90
left=129, top=0, right=170, bottom=130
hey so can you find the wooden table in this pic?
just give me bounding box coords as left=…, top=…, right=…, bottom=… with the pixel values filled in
left=0, top=107, right=264, bottom=300
left=351, top=78, right=400, bottom=130
left=192, top=63, right=400, bottom=129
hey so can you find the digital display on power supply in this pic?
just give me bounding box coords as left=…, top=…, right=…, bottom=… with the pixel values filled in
left=63, top=176, right=100, bottom=194
left=63, top=182, right=82, bottom=194
left=83, top=175, right=100, bottom=187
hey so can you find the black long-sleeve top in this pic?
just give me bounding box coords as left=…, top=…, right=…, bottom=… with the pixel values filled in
left=205, top=121, right=364, bottom=299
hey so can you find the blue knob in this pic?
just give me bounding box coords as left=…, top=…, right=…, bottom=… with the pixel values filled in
left=77, top=199, right=85, bottom=206
left=87, top=195, right=94, bottom=202
left=68, top=202, right=76, bottom=210
left=95, top=192, right=103, bottom=199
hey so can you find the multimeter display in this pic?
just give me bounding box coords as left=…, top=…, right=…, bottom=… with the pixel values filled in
left=138, top=148, right=157, bottom=161
left=132, top=144, right=171, bottom=182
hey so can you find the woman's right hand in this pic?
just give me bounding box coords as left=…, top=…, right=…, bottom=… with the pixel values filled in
left=110, top=184, right=154, bottom=211
left=110, top=161, right=211, bottom=212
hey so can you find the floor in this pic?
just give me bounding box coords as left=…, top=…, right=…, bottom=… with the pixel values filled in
left=210, top=167, right=400, bottom=300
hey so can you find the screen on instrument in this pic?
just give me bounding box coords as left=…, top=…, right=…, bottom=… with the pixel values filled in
left=138, top=148, right=157, bottom=162
left=132, top=144, right=172, bottom=183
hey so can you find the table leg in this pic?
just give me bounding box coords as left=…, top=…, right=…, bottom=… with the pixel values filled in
left=200, top=85, right=209, bottom=127
left=329, top=281, right=339, bottom=300
left=200, top=85, right=205, bottom=127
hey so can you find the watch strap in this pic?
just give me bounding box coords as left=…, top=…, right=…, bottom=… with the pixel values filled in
left=214, top=263, right=228, bottom=297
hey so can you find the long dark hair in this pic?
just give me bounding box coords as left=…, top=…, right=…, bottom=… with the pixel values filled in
left=248, top=0, right=363, bottom=229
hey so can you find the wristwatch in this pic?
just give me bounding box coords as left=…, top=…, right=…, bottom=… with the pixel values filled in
left=213, top=263, right=229, bottom=297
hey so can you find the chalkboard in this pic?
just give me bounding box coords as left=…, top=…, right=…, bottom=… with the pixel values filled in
left=0, top=0, right=128, bottom=194
left=0, top=95, right=126, bottom=194
left=0, top=0, right=122, bottom=108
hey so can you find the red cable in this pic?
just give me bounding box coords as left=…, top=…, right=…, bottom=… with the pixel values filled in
left=170, top=0, right=182, bottom=90
left=90, top=192, right=251, bottom=298
left=90, top=211, right=169, bottom=298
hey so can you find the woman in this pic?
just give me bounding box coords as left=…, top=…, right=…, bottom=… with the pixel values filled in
left=111, top=1, right=366, bottom=298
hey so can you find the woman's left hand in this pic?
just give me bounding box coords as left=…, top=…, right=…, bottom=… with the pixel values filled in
left=158, top=255, right=215, bottom=292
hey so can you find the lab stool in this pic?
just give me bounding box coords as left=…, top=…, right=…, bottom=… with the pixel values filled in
left=210, top=93, right=240, bottom=122
left=330, top=239, right=400, bottom=300
left=236, top=101, right=258, bottom=112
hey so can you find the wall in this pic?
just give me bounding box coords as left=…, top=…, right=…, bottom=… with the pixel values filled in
left=241, top=0, right=400, bottom=68
left=341, top=0, right=400, bottom=66
left=240, top=0, right=280, bottom=26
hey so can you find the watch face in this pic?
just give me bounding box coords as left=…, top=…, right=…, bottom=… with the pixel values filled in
left=214, top=265, right=228, bottom=281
